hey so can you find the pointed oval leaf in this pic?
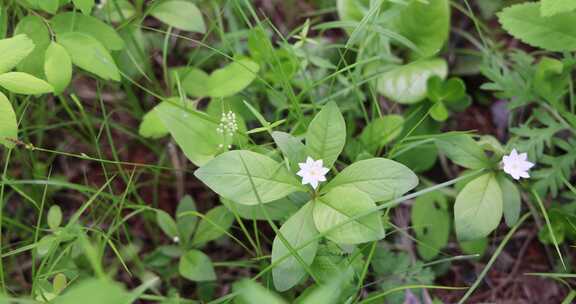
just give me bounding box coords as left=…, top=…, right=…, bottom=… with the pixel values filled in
left=377, top=58, right=447, bottom=104
left=176, top=195, right=197, bottom=243
left=435, top=134, right=489, bottom=169
left=0, top=34, right=35, bottom=74
left=207, top=58, right=260, bottom=98
left=454, top=173, right=503, bottom=241
left=305, top=101, right=346, bottom=168
left=44, top=42, right=72, bottom=95
left=234, top=280, right=287, bottom=304
left=150, top=0, right=206, bottom=33
left=156, top=210, right=178, bottom=239
left=73, top=0, right=95, bottom=15
left=411, top=192, right=450, bottom=260
left=0, top=72, right=53, bottom=95
left=191, top=206, right=234, bottom=246
left=496, top=174, right=521, bottom=227
left=51, top=12, right=124, bottom=51
left=179, top=250, right=216, bottom=281
left=14, top=16, right=50, bottom=77
left=194, top=150, right=302, bottom=205
left=322, top=158, right=418, bottom=202
left=314, top=187, right=385, bottom=244
left=272, top=202, right=319, bottom=292
left=360, top=114, right=404, bottom=153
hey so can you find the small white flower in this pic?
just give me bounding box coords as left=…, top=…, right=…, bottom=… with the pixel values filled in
left=502, top=149, right=534, bottom=180
left=296, top=157, right=329, bottom=190
left=172, top=236, right=180, bottom=243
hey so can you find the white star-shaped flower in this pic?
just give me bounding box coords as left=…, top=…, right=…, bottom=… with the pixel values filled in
left=296, top=157, right=329, bottom=190
left=502, top=149, right=535, bottom=180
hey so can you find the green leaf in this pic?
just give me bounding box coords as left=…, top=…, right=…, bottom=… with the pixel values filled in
left=305, top=101, right=346, bottom=168
left=58, top=32, right=120, bottom=81
left=47, top=205, right=63, bottom=230
left=72, top=0, right=94, bottom=15
left=272, top=202, right=319, bottom=292
left=191, top=206, right=234, bottom=246
left=51, top=12, right=124, bottom=51
left=44, top=42, right=72, bottom=95
left=233, top=280, right=287, bottom=304
left=427, top=76, right=467, bottom=104
left=322, top=158, right=418, bottom=202
left=0, top=34, right=35, bottom=74
left=194, top=150, right=302, bottom=205
left=272, top=131, right=307, bottom=172
left=541, top=0, right=576, bottom=17
left=53, top=273, right=67, bottom=294
left=155, top=99, right=226, bottom=166
left=534, top=57, right=568, bottom=103
left=207, top=58, right=260, bottom=98
left=176, top=195, right=197, bottom=243
left=39, top=0, right=60, bottom=14
left=171, top=67, right=210, bottom=97
left=394, top=0, right=450, bottom=58
left=0, top=92, right=17, bottom=148
left=360, top=114, right=404, bottom=153
left=52, top=279, right=128, bottom=304
left=435, top=134, right=489, bottom=169
left=459, top=238, right=488, bottom=256
left=496, top=174, right=521, bottom=227
left=498, top=2, right=576, bottom=52
left=0, top=72, right=53, bottom=95
left=178, top=250, right=216, bottom=281
left=221, top=197, right=301, bottom=221
left=429, top=102, right=448, bottom=121
left=14, top=16, right=50, bottom=77
left=337, top=0, right=370, bottom=22
left=377, top=58, right=448, bottom=104
left=150, top=0, right=206, bottom=33
left=138, top=102, right=171, bottom=139
left=156, top=210, right=178, bottom=239
left=314, top=187, right=384, bottom=244
left=411, top=192, right=450, bottom=260
left=454, top=173, right=503, bottom=241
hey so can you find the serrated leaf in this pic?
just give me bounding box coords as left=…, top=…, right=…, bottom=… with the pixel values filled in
left=44, top=42, right=72, bottom=95
left=0, top=34, right=35, bottom=74
left=58, top=32, right=120, bottom=81
left=178, top=250, right=216, bottom=281
left=150, top=0, right=206, bottom=33
left=0, top=72, right=53, bottom=95
left=377, top=58, right=448, bottom=104
left=272, top=202, right=319, bottom=292
left=194, top=150, right=302, bottom=205
left=314, top=187, right=384, bottom=244
left=0, top=92, right=17, bottom=148
left=498, top=2, right=576, bottom=52
left=305, top=101, right=346, bottom=168
left=541, top=0, right=576, bottom=17
left=322, top=158, right=418, bottom=202
left=454, top=173, right=503, bottom=241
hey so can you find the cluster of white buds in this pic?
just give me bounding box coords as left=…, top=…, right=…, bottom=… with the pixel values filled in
left=216, top=111, right=238, bottom=136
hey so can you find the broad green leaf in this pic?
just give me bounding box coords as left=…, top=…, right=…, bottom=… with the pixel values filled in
left=233, top=280, right=287, bottom=304
left=221, top=197, right=301, bottom=221
left=411, top=192, right=450, bottom=260
left=171, top=67, right=210, bottom=97
left=394, top=0, right=450, bottom=58
left=176, top=195, right=197, bottom=243
left=314, top=187, right=384, bottom=244
left=39, top=0, right=60, bottom=14
left=194, top=150, right=302, bottom=205
left=191, top=206, right=234, bottom=246
left=496, top=174, right=521, bottom=227
left=155, top=99, right=225, bottom=166
left=454, top=173, right=503, bottom=241
left=360, top=115, right=404, bottom=153
left=427, top=76, right=467, bottom=104
left=178, top=250, right=216, bottom=281
left=272, top=202, right=319, bottom=292
left=138, top=101, right=173, bottom=139
left=435, top=134, right=489, bottom=169
left=58, top=32, right=120, bottom=81
left=156, top=210, right=178, bottom=239
left=429, top=102, right=448, bottom=121
left=0, top=72, right=53, bottom=95
left=14, top=15, right=50, bottom=77
left=459, top=238, right=488, bottom=256
left=322, top=158, right=418, bottom=202
left=498, top=2, right=576, bottom=52
left=272, top=131, right=307, bottom=172
left=72, top=0, right=94, bottom=15
left=52, top=279, right=128, bottom=304
left=96, top=0, right=136, bottom=23
left=305, top=101, right=346, bottom=168
left=541, top=0, right=576, bottom=17
left=150, top=0, right=206, bottom=33
left=0, top=92, right=17, bottom=148
left=51, top=12, right=124, bottom=51
left=0, top=34, right=35, bottom=74
left=534, top=57, right=568, bottom=103
left=47, top=205, right=63, bottom=230
left=377, top=58, right=448, bottom=104
left=44, top=42, right=72, bottom=95
left=207, top=58, right=260, bottom=98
